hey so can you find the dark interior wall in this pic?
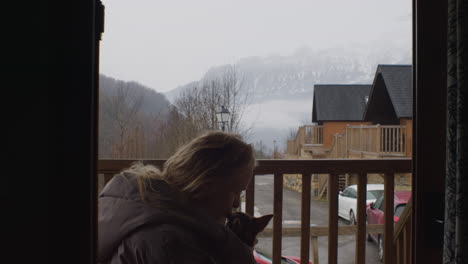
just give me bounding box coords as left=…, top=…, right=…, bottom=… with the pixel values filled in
left=5, top=1, right=102, bottom=263
left=4, top=2, right=50, bottom=262
left=365, top=74, right=400, bottom=125
left=413, top=0, right=447, bottom=263
left=56, top=1, right=101, bottom=263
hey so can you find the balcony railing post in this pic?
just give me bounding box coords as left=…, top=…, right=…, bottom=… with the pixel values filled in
left=311, top=236, right=319, bottom=264
left=273, top=173, right=283, bottom=264
left=405, top=214, right=412, bottom=264
left=345, top=126, right=349, bottom=157
left=359, top=125, right=363, bottom=151
left=383, top=173, right=395, bottom=264
left=300, top=173, right=311, bottom=264
left=385, top=128, right=389, bottom=153
left=376, top=125, right=381, bottom=154
left=328, top=173, right=339, bottom=264
left=355, top=172, right=367, bottom=264
left=245, top=173, right=255, bottom=216
left=399, top=127, right=403, bottom=154
left=320, top=126, right=323, bottom=144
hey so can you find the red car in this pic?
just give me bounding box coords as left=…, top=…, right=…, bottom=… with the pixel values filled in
left=366, top=191, right=411, bottom=261
left=253, top=249, right=312, bottom=264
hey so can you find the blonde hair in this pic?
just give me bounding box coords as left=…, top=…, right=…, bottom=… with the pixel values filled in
left=129, top=131, right=254, bottom=204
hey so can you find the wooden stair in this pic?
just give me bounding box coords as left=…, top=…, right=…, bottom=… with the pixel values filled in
left=319, top=177, right=328, bottom=199
left=319, top=174, right=347, bottom=200
left=338, top=174, right=346, bottom=191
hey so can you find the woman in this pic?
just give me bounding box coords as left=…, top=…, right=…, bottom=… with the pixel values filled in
left=98, top=131, right=256, bottom=264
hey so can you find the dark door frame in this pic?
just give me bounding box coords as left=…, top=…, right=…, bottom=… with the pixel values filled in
left=412, top=0, right=447, bottom=263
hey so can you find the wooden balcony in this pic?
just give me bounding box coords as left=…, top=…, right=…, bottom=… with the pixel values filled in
left=287, top=125, right=324, bottom=157
left=98, top=158, right=412, bottom=264
left=304, top=125, right=324, bottom=145
left=345, top=125, right=407, bottom=158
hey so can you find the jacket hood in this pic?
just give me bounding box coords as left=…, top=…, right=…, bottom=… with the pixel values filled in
left=97, top=172, right=229, bottom=262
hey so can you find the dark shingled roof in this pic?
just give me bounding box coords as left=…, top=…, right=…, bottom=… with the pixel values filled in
left=312, top=84, right=372, bottom=122
left=369, top=64, right=413, bottom=118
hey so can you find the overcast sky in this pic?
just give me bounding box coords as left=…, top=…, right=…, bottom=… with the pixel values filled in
left=100, top=0, right=411, bottom=93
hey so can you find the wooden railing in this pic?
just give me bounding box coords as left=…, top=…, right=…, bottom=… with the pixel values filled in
left=98, top=158, right=412, bottom=264
left=259, top=224, right=384, bottom=264
left=304, top=125, right=324, bottom=145
left=346, top=125, right=406, bottom=156
left=287, top=139, right=298, bottom=156
left=393, top=197, right=413, bottom=264
left=286, top=125, right=324, bottom=156
left=329, top=133, right=346, bottom=158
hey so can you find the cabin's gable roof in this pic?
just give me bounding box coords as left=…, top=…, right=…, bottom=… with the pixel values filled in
left=312, top=84, right=372, bottom=122
left=371, top=65, right=413, bottom=118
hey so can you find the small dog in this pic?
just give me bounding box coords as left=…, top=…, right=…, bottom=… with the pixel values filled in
left=226, top=212, right=274, bottom=248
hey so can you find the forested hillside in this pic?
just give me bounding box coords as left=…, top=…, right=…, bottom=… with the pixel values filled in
left=99, top=74, right=174, bottom=158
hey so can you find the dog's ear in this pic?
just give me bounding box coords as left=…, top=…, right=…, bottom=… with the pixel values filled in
left=232, top=217, right=241, bottom=227
left=226, top=214, right=241, bottom=229
left=254, top=214, right=274, bottom=233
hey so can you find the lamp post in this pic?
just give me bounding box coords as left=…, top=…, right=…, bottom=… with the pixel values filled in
left=216, top=106, right=231, bottom=131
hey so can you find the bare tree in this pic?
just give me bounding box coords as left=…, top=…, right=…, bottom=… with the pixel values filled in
left=156, top=106, right=202, bottom=157
left=253, top=140, right=271, bottom=159
left=172, top=63, right=252, bottom=139
left=272, top=140, right=284, bottom=159
left=280, top=127, right=298, bottom=152
left=218, top=64, right=250, bottom=133
left=101, top=81, right=144, bottom=158
left=99, top=63, right=255, bottom=158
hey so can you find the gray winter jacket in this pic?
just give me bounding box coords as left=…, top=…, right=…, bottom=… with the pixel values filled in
left=98, top=172, right=256, bottom=264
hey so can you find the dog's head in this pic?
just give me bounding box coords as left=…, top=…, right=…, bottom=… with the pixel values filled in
left=226, top=212, right=274, bottom=247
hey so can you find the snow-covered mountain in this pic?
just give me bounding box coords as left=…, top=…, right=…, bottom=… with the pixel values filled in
left=164, top=45, right=411, bottom=104
left=164, top=45, right=411, bottom=149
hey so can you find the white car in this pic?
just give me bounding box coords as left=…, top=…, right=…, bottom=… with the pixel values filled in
left=338, top=184, right=384, bottom=224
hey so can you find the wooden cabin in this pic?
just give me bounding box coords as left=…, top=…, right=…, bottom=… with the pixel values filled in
left=347, top=65, right=413, bottom=189
left=362, top=64, right=413, bottom=158
left=307, top=84, right=372, bottom=158
left=285, top=84, right=372, bottom=194
left=285, top=65, right=414, bottom=195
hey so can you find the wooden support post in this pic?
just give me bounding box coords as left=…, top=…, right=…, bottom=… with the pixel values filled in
left=345, top=127, right=348, bottom=157
left=301, top=173, right=311, bottom=264
left=397, top=127, right=401, bottom=153
left=311, top=236, right=319, bottom=264
left=383, top=173, right=394, bottom=264
left=359, top=125, right=363, bottom=151
left=328, top=174, right=339, bottom=264
left=355, top=173, right=367, bottom=264
left=405, top=215, right=412, bottom=264
left=273, top=173, right=283, bottom=264
left=246, top=174, right=255, bottom=216
left=397, top=237, right=402, bottom=264
left=377, top=125, right=381, bottom=154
